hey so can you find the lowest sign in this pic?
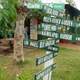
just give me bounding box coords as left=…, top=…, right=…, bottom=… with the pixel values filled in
left=35, top=64, right=56, bottom=80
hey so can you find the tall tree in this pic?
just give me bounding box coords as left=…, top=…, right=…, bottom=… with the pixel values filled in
left=0, top=0, right=41, bottom=62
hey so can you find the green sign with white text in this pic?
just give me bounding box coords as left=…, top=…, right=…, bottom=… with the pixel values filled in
left=35, top=64, right=55, bottom=80
left=36, top=52, right=57, bottom=65
left=53, top=3, right=65, bottom=11
left=24, top=2, right=43, bottom=9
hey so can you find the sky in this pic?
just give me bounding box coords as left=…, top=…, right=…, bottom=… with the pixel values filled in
left=73, top=0, right=80, bottom=10
left=41, top=0, right=80, bottom=11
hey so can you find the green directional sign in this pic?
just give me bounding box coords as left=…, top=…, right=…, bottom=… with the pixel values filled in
left=35, top=64, right=56, bottom=80
left=36, top=52, right=57, bottom=65
left=46, top=45, right=59, bottom=53
left=43, top=16, right=77, bottom=27
left=30, top=40, right=39, bottom=48
left=52, top=17, right=74, bottom=26
left=39, top=38, right=58, bottom=48
left=24, top=34, right=80, bottom=47
left=43, top=4, right=64, bottom=17
left=24, top=39, right=58, bottom=48
left=53, top=3, right=65, bottom=11
left=43, top=5, right=53, bottom=15
left=24, top=3, right=42, bottom=9
left=23, top=39, right=29, bottom=46
left=61, top=19, right=74, bottom=26
left=76, top=37, right=80, bottom=41
left=43, top=16, right=52, bottom=23
left=60, top=33, right=73, bottom=41
left=23, top=38, right=59, bottom=48
left=43, top=16, right=61, bottom=24
left=38, top=23, right=57, bottom=31
left=38, top=31, right=59, bottom=39
left=76, top=22, right=80, bottom=28
left=43, top=5, right=59, bottom=16
left=39, top=39, right=55, bottom=48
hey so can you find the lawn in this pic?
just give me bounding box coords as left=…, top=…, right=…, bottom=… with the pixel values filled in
left=0, top=46, right=80, bottom=80
left=53, top=47, right=80, bottom=80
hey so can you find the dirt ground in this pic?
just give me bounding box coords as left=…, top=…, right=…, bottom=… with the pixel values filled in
left=60, top=43, right=80, bottom=51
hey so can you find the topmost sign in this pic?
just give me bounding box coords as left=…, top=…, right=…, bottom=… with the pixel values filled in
left=53, top=3, right=65, bottom=11
left=46, top=3, right=65, bottom=11
left=24, top=2, right=65, bottom=11
left=24, top=3, right=43, bottom=9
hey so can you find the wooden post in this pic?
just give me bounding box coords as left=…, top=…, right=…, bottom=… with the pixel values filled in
left=43, top=51, right=53, bottom=80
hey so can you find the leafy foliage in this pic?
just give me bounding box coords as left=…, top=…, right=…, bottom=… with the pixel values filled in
left=0, top=0, right=44, bottom=38
left=0, top=0, right=18, bottom=38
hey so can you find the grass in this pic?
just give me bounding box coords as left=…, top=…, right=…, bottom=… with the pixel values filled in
left=53, top=48, right=80, bottom=80
left=0, top=47, right=80, bottom=80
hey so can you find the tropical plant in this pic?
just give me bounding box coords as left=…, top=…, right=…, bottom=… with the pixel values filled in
left=0, top=0, right=18, bottom=38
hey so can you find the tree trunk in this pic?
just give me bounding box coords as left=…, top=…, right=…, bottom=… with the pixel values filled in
left=14, top=15, right=25, bottom=62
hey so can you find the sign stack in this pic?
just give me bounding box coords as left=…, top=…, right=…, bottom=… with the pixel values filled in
left=23, top=2, right=80, bottom=80
left=34, top=4, right=62, bottom=80
left=24, top=2, right=80, bottom=42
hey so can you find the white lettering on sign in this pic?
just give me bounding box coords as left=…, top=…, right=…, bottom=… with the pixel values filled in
left=76, top=23, right=80, bottom=27
left=51, top=25, right=57, bottom=31
left=39, top=41, right=45, bottom=48
left=43, top=17, right=52, bottom=23
left=25, top=3, right=42, bottom=9
left=35, top=64, right=55, bottom=80
left=51, top=32, right=59, bottom=38
left=60, top=34, right=72, bottom=40
left=44, top=6, right=53, bottom=15
left=52, top=18, right=61, bottom=24
left=48, top=46, right=59, bottom=52
left=38, top=31, right=51, bottom=37
left=59, top=11, right=64, bottom=17
left=36, top=52, right=53, bottom=65
left=61, top=20, right=73, bottom=26
left=24, top=40, right=29, bottom=46
left=52, top=9, right=59, bottom=16
left=30, top=41, right=38, bottom=48
left=38, top=31, right=59, bottom=39
left=76, top=37, right=80, bottom=41
left=43, top=5, right=61, bottom=16
left=43, top=17, right=75, bottom=27
left=43, top=24, right=51, bottom=31
left=45, top=39, right=55, bottom=47
left=39, top=39, right=56, bottom=48
left=39, top=23, right=57, bottom=31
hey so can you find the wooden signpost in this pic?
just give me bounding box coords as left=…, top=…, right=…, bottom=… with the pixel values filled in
left=35, top=64, right=56, bottom=80
left=22, top=2, right=80, bottom=80
left=34, top=3, right=62, bottom=80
